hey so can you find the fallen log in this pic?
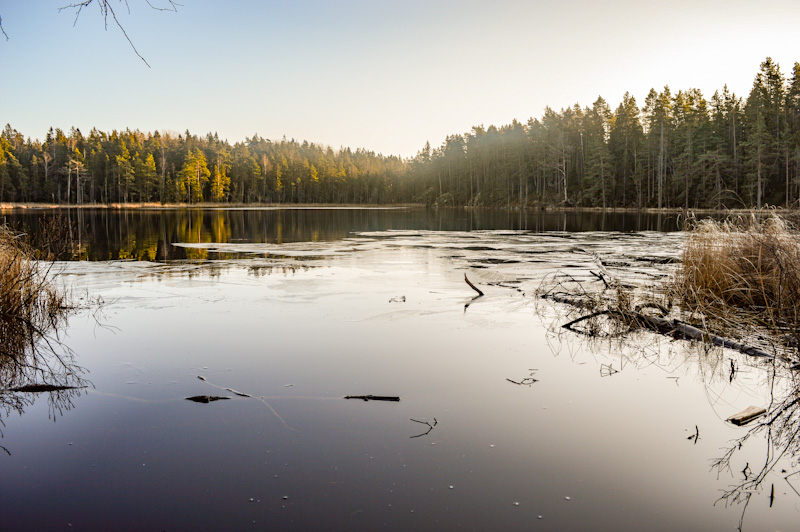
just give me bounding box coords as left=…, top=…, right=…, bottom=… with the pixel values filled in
left=635, top=314, right=779, bottom=360
left=556, top=304, right=786, bottom=363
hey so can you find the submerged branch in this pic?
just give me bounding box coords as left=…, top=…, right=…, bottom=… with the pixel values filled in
left=553, top=302, right=784, bottom=363
left=464, top=274, right=484, bottom=297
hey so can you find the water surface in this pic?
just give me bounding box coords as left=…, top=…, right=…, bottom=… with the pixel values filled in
left=0, top=208, right=794, bottom=531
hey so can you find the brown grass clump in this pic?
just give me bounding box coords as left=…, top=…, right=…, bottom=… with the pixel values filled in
left=671, top=213, right=800, bottom=343
left=0, top=225, right=77, bottom=385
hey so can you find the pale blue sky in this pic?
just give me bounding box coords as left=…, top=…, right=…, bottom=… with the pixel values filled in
left=2, top=0, right=799, bottom=157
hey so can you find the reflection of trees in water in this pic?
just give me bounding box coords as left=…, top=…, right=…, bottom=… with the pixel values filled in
left=540, top=289, right=800, bottom=531
left=710, top=367, right=800, bottom=531
left=0, top=311, right=89, bottom=451
left=0, top=304, right=89, bottom=452
left=0, top=224, right=90, bottom=451
left=0, top=382, right=86, bottom=453
left=5, top=208, right=688, bottom=262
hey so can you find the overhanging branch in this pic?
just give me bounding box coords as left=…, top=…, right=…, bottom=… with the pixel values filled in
left=57, top=0, right=181, bottom=67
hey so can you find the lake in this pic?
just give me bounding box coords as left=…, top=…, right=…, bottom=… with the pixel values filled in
left=1, top=207, right=796, bottom=531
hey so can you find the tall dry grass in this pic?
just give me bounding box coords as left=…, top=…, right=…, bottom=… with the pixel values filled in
left=0, top=225, right=75, bottom=384
left=670, top=213, right=800, bottom=343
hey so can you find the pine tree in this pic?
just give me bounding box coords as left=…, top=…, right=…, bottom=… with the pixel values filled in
left=179, top=148, right=210, bottom=203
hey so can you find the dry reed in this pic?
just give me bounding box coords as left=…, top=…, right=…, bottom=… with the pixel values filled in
left=0, top=225, right=77, bottom=386
left=670, top=213, right=800, bottom=345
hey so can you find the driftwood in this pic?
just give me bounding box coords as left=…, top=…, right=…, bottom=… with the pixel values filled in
left=344, top=395, right=400, bottom=402
left=195, top=375, right=293, bottom=429
left=185, top=395, right=230, bottom=403
left=5, top=384, right=86, bottom=393
left=726, top=406, right=767, bottom=426
left=225, top=388, right=252, bottom=398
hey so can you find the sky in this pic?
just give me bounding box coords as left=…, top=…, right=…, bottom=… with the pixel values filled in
left=1, top=0, right=800, bottom=158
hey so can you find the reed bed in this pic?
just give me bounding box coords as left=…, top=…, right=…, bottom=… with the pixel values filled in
left=0, top=225, right=74, bottom=383
left=537, top=211, right=800, bottom=363
left=670, top=213, right=800, bottom=345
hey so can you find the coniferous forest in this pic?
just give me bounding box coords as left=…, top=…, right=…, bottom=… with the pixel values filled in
left=2, top=57, right=799, bottom=209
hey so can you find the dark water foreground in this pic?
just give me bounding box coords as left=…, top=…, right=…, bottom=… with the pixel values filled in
left=0, top=208, right=796, bottom=531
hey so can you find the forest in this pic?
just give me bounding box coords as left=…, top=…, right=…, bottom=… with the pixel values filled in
left=1, top=57, right=799, bottom=209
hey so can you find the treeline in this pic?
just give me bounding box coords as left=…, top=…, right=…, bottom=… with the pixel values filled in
left=0, top=128, right=407, bottom=205
left=412, top=57, right=800, bottom=209
left=1, top=57, right=799, bottom=209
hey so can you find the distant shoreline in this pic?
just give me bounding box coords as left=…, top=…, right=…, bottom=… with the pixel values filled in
left=0, top=202, right=423, bottom=211
left=0, top=202, right=795, bottom=215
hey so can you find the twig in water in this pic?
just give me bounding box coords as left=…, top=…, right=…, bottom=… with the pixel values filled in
left=197, top=375, right=293, bottom=430
left=225, top=388, right=252, bottom=397
left=410, top=418, right=438, bottom=438
left=344, top=395, right=400, bottom=402
left=464, top=274, right=484, bottom=297
left=506, top=377, right=538, bottom=386
left=589, top=270, right=610, bottom=289
left=600, top=364, right=618, bottom=377
left=784, top=471, right=800, bottom=498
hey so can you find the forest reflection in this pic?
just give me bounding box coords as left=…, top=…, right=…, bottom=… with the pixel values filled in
left=544, top=307, right=800, bottom=531
left=0, top=294, right=88, bottom=452
left=3, top=208, right=684, bottom=262
left=712, top=373, right=800, bottom=530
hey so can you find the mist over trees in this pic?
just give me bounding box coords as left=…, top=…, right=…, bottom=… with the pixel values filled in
left=1, top=57, right=799, bottom=209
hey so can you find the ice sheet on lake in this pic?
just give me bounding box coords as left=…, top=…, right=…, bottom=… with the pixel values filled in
left=167, top=229, right=685, bottom=284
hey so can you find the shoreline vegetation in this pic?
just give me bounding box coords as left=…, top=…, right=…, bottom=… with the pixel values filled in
left=1, top=57, right=799, bottom=210
left=541, top=211, right=800, bottom=366
left=2, top=201, right=799, bottom=216
left=0, top=202, right=423, bottom=210
left=0, top=224, right=85, bottom=389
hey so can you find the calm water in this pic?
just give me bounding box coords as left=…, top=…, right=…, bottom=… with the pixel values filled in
left=4, top=207, right=683, bottom=261
left=1, top=207, right=796, bottom=531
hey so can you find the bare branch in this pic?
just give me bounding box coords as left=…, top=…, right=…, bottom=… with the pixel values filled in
left=58, top=0, right=183, bottom=68
left=146, top=0, right=181, bottom=12
left=0, top=16, right=8, bottom=41
left=104, top=2, right=150, bottom=67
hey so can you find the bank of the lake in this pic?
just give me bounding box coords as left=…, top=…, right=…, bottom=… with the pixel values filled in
left=4, top=202, right=797, bottom=217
